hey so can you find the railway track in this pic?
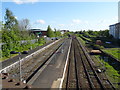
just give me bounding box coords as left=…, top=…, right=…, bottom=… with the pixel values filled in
left=1, top=37, right=116, bottom=89
left=77, top=38, right=116, bottom=89
left=4, top=39, right=66, bottom=83
left=65, top=37, right=116, bottom=89
left=66, top=38, right=78, bottom=88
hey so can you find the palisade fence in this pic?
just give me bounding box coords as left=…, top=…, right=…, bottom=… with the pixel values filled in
left=0, top=39, right=38, bottom=50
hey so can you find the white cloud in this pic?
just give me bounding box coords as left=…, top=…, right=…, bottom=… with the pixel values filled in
left=112, top=16, right=118, bottom=22
left=98, top=16, right=118, bottom=26
left=84, top=20, right=89, bottom=24
left=58, top=24, right=65, bottom=27
left=4, top=0, right=119, bottom=2
left=12, top=0, right=39, bottom=4
left=72, top=19, right=81, bottom=24
left=36, top=20, right=46, bottom=24
left=70, top=23, right=74, bottom=26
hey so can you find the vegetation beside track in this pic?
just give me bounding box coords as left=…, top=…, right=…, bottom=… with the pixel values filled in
left=102, top=48, right=120, bottom=60
left=75, top=30, right=120, bottom=89
left=0, top=9, right=62, bottom=61
left=95, top=55, right=120, bottom=88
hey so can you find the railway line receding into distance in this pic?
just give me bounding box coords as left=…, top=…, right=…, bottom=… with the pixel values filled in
left=1, top=37, right=116, bottom=89
left=63, top=36, right=116, bottom=89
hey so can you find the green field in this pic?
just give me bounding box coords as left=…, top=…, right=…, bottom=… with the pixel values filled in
left=102, top=48, right=120, bottom=60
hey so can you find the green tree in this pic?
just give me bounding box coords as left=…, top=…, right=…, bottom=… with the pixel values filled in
left=0, top=21, right=3, bottom=30
left=55, top=31, right=61, bottom=37
left=2, top=9, right=21, bottom=57
left=47, top=25, right=54, bottom=37
left=4, top=8, right=18, bottom=30
left=1, top=9, right=38, bottom=58
left=54, top=28, right=61, bottom=37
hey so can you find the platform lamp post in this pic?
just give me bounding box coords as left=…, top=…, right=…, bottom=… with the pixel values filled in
left=10, top=51, right=28, bottom=82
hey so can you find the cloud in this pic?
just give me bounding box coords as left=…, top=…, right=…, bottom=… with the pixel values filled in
left=12, top=0, right=39, bottom=4
left=36, top=20, right=46, bottom=24
left=70, top=23, right=74, bottom=26
left=112, top=16, right=118, bottom=22
left=7, top=0, right=119, bottom=3
left=72, top=19, right=81, bottom=24
left=98, top=16, right=118, bottom=25
left=84, top=20, right=89, bottom=24
left=58, top=24, right=65, bottom=27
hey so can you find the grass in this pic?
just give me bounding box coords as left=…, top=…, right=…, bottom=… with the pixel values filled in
left=0, top=54, right=18, bottom=62
left=102, top=48, right=120, bottom=60
left=80, top=34, right=92, bottom=42
left=77, top=35, right=120, bottom=88
left=77, top=37, right=85, bottom=45
left=95, top=55, right=120, bottom=88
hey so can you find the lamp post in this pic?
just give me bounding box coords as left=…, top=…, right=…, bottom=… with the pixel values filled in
left=18, top=52, right=22, bottom=82
left=10, top=51, right=28, bottom=82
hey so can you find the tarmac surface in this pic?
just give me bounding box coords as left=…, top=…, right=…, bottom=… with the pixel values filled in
left=31, top=39, right=71, bottom=88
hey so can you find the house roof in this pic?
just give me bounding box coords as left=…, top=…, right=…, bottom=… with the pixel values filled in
left=30, top=29, right=46, bottom=31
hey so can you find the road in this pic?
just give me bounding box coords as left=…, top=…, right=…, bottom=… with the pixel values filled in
left=30, top=38, right=71, bottom=88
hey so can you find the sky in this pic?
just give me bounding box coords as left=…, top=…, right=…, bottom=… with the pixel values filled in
left=1, top=0, right=119, bottom=31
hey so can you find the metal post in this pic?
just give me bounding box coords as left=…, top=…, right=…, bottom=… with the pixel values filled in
left=18, top=52, right=22, bottom=82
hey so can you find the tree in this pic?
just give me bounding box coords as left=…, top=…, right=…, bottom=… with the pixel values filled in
left=18, top=19, right=30, bottom=31
left=4, top=8, right=18, bottom=30
left=0, top=21, right=4, bottom=30
left=47, top=25, right=54, bottom=37
left=2, top=9, right=37, bottom=58
left=103, top=29, right=109, bottom=37
left=54, top=28, right=61, bottom=37
left=55, top=31, right=61, bottom=37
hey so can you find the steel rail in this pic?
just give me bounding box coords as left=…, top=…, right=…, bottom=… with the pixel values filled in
left=76, top=38, right=106, bottom=89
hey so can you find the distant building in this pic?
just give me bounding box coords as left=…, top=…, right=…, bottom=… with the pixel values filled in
left=115, top=22, right=120, bottom=39
left=109, top=24, right=116, bottom=38
left=30, top=29, right=47, bottom=37
left=109, top=1, right=120, bottom=39
left=118, top=1, right=120, bottom=22
left=60, top=30, right=69, bottom=34
left=109, top=22, right=120, bottom=39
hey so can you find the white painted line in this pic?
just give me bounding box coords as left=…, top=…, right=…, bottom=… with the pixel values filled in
left=59, top=39, right=72, bottom=89
left=51, top=78, right=61, bottom=88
